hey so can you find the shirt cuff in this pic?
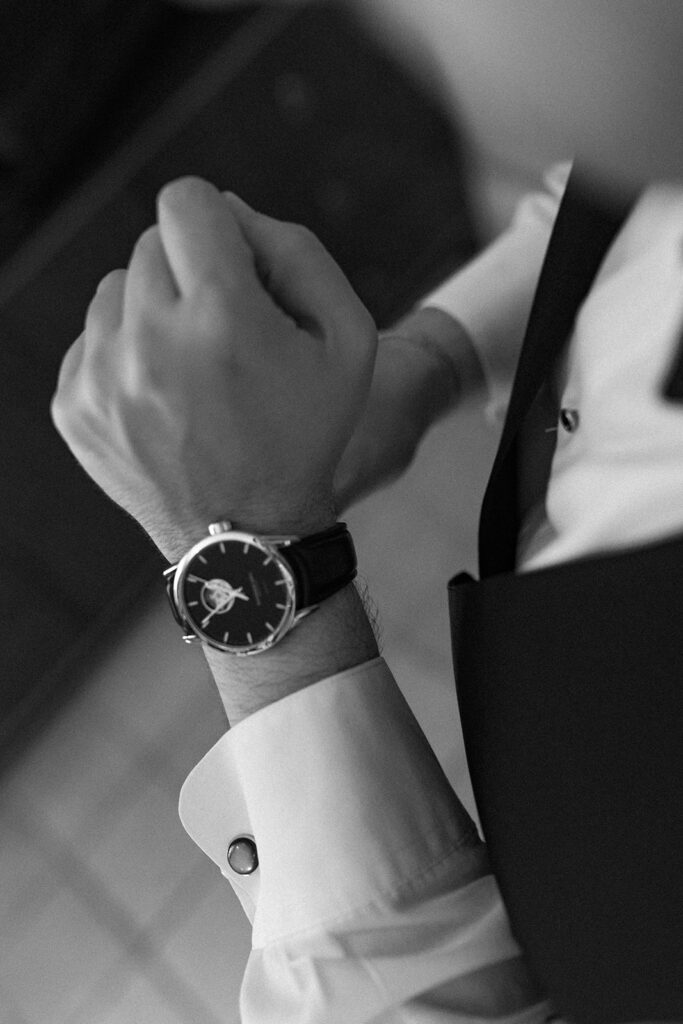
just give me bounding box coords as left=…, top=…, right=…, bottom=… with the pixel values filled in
left=421, top=162, right=571, bottom=422
left=178, top=656, right=484, bottom=948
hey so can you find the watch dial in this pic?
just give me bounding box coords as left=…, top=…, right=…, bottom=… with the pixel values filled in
left=180, top=538, right=293, bottom=649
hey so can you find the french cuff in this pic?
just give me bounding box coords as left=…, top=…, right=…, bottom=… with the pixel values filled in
left=421, top=161, right=571, bottom=424
left=179, top=656, right=482, bottom=948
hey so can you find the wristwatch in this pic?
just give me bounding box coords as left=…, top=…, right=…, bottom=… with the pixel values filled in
left=164, top=520, right=357, bottom=655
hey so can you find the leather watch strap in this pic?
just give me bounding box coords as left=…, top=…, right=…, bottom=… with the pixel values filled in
left=163, top=567, right=185, bottom=630
left=282, top=523, right=357, bottom=608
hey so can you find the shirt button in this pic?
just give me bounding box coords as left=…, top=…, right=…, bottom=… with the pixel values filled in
left=227, top=836, right=259, bottom=875
left=559, top=407, right=580, bottom=433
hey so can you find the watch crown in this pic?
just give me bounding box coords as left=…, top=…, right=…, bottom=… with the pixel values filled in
left=208, top=520, right=232, bottom=535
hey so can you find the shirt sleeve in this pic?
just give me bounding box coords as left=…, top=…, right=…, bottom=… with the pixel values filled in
left=179, top=657, right=557, bottom=1023
left=421, top=162, right=572, bottom=422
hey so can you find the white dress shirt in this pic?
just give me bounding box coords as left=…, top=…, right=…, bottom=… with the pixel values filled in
left=179, top=165, right=683, bottom=1022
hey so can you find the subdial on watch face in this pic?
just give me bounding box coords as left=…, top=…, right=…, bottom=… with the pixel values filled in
left=181, top=539, right=293, bottom=648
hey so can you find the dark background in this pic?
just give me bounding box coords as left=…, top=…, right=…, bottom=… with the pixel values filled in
left=0, top=0, right=475, bottom=769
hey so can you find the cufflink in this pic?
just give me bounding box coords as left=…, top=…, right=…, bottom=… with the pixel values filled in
left=227, top=835, right=259, bottom=875
left=559, top=407, right=580, bottom=433
left=662, top=331, right=683, bottom=401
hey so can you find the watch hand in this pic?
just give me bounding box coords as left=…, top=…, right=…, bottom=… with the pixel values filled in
left=197, top=580, right=247, bottom=629
left=200, top=588, right=233, bottom=628
left=201, top=602, right=229, bottom=628
left=216, top=583, right=249, bottom=603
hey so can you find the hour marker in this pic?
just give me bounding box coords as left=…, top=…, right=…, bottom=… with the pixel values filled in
left=263, top=555, right=274, bottom=565
left=275, top=603, right=287, bottom=611
left=265, top=622, right=274, bottom=631
left=198, top=555, right=207, bottom=565
left=219, top=543, right=226, bottom=554
left=274, top=579, right=287, bottom=586
left=243, top=543, right=250, bottom=554
left=246, top=632, right=253, bottom=644
left=223, top=631, right=229, bottom=643
left=188, top=601, right=199, bottom=607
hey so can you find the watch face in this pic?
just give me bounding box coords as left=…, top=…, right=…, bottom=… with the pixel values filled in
left=175, top=533, right=296, bottom=654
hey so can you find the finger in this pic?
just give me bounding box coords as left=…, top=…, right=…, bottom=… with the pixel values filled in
left=58, top=269, right=125, bottom=422
left=85, top=268, right=127, bottom=338
left=157, top=176, right=254, bottom=295
left=124, top=225, right=178, bottom=317
left=54, top=330, right=86, bottom=402
left=223, top=192, right=361, bottom=338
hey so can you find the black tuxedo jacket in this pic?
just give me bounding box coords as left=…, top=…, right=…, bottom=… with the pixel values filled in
left=449, top=169, right=683, bottom=1023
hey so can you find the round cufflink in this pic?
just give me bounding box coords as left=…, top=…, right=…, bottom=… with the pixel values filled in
left=559, top=407, right=580, bottom=433
left=227, top=835, right=259, bottom=875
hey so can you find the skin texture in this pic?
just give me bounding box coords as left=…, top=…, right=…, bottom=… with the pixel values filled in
left=53, top=182, right=378, bottom=561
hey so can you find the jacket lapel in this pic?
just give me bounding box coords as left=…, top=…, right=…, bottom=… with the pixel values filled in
left=478, top=167, right=636, bottom=577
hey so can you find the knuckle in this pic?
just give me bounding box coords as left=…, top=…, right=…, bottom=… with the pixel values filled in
left=51, top=374, right=87, bottom=437
left=85, top=269, right=125, bottom=332
left=84, top=295, right=106, bottom=334
left=135, top=225, right=161, bottom=252
left=157, top=175, right=210, bottom=208
left=96, top=268, right=126, bottom=294
left=283, top=222, right=317, bottom=253
left=50, top=390, right=67, bottom=432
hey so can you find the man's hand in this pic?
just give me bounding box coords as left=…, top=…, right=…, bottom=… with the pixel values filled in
left=335, top=307, right=484, bottom=511
left=51, top=178, right=377, bottom=561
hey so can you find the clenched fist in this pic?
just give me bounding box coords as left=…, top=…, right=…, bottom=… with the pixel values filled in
left=52, top=177, right=377, bottom=561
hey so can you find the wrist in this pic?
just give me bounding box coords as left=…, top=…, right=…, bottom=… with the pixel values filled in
left=204, top=582, right=379, bottom=725
left=159, top=499, right=338, bottom=564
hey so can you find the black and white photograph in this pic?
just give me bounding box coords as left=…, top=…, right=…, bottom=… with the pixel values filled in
left=1, top=2, right=681, bottom=1022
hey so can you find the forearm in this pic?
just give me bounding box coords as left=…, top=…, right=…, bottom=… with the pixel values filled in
left=205, top=580, right=379, bottom=726
left=204, top=311, right=480, bottom=726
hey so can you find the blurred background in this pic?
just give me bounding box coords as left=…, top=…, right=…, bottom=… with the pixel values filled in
left=0, top=1, right=514, bottom=1020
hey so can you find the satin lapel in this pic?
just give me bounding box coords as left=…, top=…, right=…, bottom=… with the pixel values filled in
left=478, top=168, right=636, bottom=577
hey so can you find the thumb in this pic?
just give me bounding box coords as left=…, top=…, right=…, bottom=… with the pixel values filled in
left=223, top=193, right=369, bottom=341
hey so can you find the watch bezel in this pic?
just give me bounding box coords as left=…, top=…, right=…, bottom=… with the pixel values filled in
left=173, top=530, right=298, bottom=656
